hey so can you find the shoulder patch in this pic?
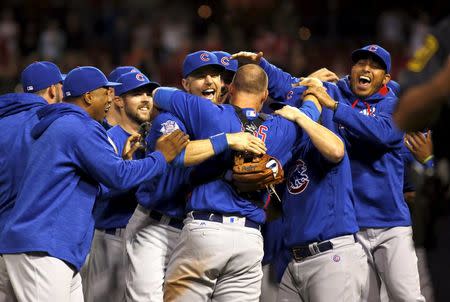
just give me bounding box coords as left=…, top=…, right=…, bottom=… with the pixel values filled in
left=407, top=34, right=439, bottom=72
left=160, top=120, right=180, bottom=135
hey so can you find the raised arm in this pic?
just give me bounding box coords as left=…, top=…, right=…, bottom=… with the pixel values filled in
left=274, top=101, right=344, bottom=163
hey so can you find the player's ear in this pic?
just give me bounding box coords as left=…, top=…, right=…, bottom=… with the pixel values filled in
left=114, top=95, right=124, bottom=109
left=382, top=73, right=391, bottom=86
left=181, top=78, right=190, bottom=92
left=83, top=92, right=93, bottom=105
left=228, top=83, right=235, bottom=96
left=47, top=85, right=56, bottom=99
left=262, top=89, right=269, bottom=103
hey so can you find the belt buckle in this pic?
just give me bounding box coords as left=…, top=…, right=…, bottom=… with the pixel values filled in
left=292, top=247, right=304, bottom=262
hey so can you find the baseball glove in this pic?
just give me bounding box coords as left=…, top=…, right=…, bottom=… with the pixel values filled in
left=232, top=153, right=284, bottom=193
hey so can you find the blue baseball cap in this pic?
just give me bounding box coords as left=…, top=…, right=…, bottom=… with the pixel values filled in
left=213, top=51, right=238, bottom=73
left=182, top=50, right=225, bottom=78
left=387, top=80, right=400, bottom=96
left=21, top=61, right=65, bottom=92
left=63, top=66, right=121, bottom=98
left=351, top=44, right=391, bottom=73
left=115, top=71, right=160, bottom=96
left=108, top=66, right=141, bottom=82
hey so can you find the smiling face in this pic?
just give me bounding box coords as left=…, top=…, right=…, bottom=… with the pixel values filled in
left=88, top=86, right=113, bottom=122
left=350, top=55, right=391, bottom=98
left=182, top=65, right=223, bottom=104
left=121, top=86, right=153, bottom=124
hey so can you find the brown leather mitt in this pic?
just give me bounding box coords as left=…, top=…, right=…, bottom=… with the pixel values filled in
left=232, top=153, right=284, bottom=192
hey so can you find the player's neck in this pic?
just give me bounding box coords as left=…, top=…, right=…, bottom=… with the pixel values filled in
left=119, top=115, right=140, bottom=135
left=231, top=93, right=260, bottom=112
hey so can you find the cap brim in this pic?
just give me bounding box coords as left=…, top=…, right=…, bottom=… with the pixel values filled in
left=185, top=63, right=226, bottom=78
left=269, top=102, right=287, bottom=111
left=105, top=81, right=122, bottom=87
left=351, top=50, right=387, bottom=70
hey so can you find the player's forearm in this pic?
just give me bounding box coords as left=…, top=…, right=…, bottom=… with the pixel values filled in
left=183, top=139, right=216, bottom=166
left=296, top=114, right=344, bottom=163
left=334, top=102, right=403, bottom=148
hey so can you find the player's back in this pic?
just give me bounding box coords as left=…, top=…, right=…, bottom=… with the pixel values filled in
left=0, top=93, right=47, bottom=233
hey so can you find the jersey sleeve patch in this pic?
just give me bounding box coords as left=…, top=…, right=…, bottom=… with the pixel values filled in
left=160, top=120, right=180, bottom=135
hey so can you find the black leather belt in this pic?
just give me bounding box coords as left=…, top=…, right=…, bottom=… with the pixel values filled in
left=148, top=210, right=184, bottom=230
left=291, top=241, right=334, bottom=261
left=191, top=212, right=261, bottom=230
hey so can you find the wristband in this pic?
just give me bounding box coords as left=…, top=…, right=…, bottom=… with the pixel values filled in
left=333, top=101, right=339, bottom=111
left=422, top=155, right=434, bottom=165
left=210, top=133, right=228, bottom=155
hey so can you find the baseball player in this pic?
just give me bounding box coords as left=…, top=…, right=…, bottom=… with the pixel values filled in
left=83, top=70, right=160, bottom=302
left=275, top=95, right=368, bottom=302
left=212, top=51, right=238, bottom=104
left=103, top=66, right=142, bottom=129
left=151, top=64, right=324, bottom=301
left=303, top=45, right=424, bottom=301
left=0, top=61, right=65, bottom=302
left=124, top=51, right=266, bottom=302
left=0, top=66, right=188, bottom=301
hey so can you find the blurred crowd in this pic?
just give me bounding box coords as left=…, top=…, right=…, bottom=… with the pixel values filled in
left=0, top=0, right=447, bottom=93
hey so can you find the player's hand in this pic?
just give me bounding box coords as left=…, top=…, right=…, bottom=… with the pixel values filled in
left=274, top=105, right=306, bottom=123
left=292, top=77, right=323, bottom=88
left=226, top=132, right=267, bottom=155
left=303, top=86, right=335, bottom=109
left=122, top=133, right=142, bottom=160
left=307, top=68, right=339, bottom=83
left=229, top=51, right=263, bottom=66
left=404, top=130, right=433, bottom=163
left=155, top=129, right=190, bottom=163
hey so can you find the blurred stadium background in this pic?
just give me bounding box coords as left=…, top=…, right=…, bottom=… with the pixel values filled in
left=0, top=0, right=448, bottom=93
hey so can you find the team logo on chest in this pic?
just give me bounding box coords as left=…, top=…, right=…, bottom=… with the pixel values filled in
left=359, top=106, right=376, bottom=116
left=287, top=160, right=310, bottom=194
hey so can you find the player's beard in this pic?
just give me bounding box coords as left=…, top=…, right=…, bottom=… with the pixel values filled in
left=125, top=105, right=151, bottom=125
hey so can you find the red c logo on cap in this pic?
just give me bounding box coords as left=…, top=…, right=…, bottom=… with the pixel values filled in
left=221, top=57, right=230, bottom=66
left=368, top=45, right=378, bottom=52
left=136, top=73, right=145, bottom=81
left=200, top=53, right=210, bottom=62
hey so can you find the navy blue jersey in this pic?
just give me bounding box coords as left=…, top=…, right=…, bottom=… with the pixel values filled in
left=0, top=93, right=47, bottom=234
left=93, top=125, right=140, bottom=229
left=0, top=103, right=168, bottom=270
left=135, top=112, right=191, bottom=219
left=153, top=88, right=310, bottom=224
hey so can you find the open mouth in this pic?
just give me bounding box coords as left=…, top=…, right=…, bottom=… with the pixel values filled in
left=359, top=75, right=371, bottom=85
left=201, top=88, right=216, bottom=99
left=105, top=103, right=111, bottom=112
left=356, top=75, right=372, bottom=90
